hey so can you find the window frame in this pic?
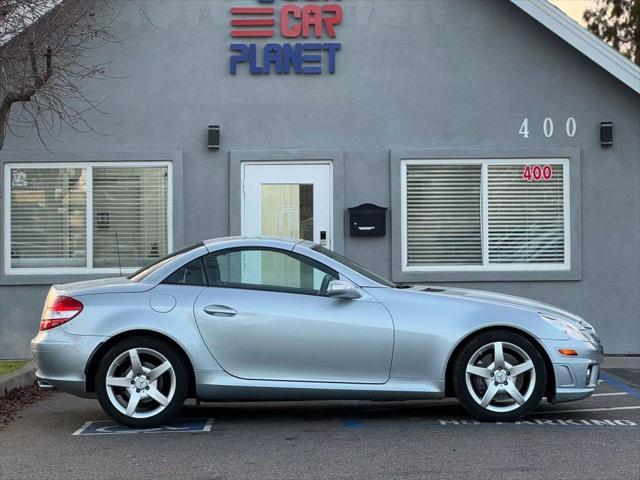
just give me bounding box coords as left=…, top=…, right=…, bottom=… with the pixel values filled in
left=4, top=161, right=174, bottom=275
left=400, top=158, right=571, bottom=273
left=167, top=247, right=340, bottom=297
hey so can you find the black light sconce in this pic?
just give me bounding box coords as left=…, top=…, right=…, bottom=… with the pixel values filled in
left=600, top=122, right=613, bottom=148
left=208, top=125, right=220, bottom=150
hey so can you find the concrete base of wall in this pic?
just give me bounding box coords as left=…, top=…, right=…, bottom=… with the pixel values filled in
left=602, top=355, right=640, bottom=369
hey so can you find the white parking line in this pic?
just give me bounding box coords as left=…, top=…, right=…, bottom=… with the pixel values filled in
left=592, top=392, right=629, bottom=397
left=534, top=405, right=640, bottom=414
left=72, top=421, right=94, bottom=436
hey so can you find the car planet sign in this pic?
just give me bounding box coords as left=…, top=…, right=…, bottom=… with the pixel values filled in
left=230, top=0, right=343, bottom=75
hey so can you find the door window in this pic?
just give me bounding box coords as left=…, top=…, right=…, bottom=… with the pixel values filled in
left=205, top=248, right=337, bottom=296
left=261, top=184, right=314, bottom=240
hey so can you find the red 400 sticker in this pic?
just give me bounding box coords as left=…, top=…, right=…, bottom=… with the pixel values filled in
left=522, top=164, right=553, bottom=182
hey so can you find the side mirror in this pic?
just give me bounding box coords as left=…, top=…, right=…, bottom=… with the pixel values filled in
left=326, top=279, right=361, bottom=299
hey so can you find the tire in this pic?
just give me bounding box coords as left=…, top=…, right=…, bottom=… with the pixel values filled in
left=95, top=336, right=188, bottom=428
left=453, top=329, right=547, bottom=422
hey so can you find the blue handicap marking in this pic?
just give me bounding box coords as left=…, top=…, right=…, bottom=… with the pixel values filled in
left=600, top=373, right=640, bottom=400
left=72, top=418, right=214, bottom=436
left=342, top=417, right=364, bottom=429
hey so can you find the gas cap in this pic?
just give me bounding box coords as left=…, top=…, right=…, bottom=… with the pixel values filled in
left=149, top=294, right=176, bottom=313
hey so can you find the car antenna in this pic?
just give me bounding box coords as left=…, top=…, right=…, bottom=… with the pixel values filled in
left=115, top=231, right=122, bottom=277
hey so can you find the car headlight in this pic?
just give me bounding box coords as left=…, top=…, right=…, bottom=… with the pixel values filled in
left=540, top=314, right=591, bottom=341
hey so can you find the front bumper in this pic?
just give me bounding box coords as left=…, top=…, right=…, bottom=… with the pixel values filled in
left=543, top=336, right=604, bottom=403
left=31, top=328, right=108, bottom=398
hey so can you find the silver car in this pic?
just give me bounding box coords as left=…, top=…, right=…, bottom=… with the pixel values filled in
left=31, top=237, right=603, bottom=427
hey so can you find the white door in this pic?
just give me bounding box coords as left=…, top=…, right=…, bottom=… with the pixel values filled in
left=242, top=163, right=333, bottom=247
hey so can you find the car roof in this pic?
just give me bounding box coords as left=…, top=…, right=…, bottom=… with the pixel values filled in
left=203, top=236, right=310, bottom=251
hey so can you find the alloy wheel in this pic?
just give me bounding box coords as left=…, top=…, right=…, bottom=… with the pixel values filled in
left=105, top=347, right=177, bottom=418
left=464, top=341, right=536, bottom=413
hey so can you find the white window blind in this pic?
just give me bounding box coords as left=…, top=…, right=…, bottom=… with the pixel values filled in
left=488, top=164, right=565, bottom=264
left=9, top=168, right=87, bottom=268
left=93, top=167, right=168, bottom=268
left=403, top=159, right=569, bottom=271
left=6, top=163, right=171, bottom=273
left=406, top=164, right=482, bottom=266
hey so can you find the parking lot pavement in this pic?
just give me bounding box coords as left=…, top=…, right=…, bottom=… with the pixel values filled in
left=1, top=376, right=639, bottom=480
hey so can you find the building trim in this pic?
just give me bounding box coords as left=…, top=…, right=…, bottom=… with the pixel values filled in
left=0, top=149, right=184, bottom=286
left=510, top=0, right=640, bottom=94
left=390, top=148, right=582, bottom=283
left=229, top=149, right=345, bottom=254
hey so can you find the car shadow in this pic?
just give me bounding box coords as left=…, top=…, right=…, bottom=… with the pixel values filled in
left=177, top=398, right=467, bottom=422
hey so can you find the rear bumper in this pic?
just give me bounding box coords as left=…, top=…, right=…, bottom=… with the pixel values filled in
left=543, top=337, right=604, bottom=403
left=31, top=328, right=107, bottom=398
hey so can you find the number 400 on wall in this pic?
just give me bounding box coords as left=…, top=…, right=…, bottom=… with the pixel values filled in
left=519, top=117, right=576, bottom=139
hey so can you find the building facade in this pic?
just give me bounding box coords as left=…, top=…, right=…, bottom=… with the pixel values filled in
left=1, top=0, right=639, bottom=358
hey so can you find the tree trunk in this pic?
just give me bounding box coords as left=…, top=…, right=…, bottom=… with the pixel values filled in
left=0, top=99, right=10, bottom=151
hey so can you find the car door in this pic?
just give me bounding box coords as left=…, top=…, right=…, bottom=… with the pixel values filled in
left=192, top=247, right=394, bottom=384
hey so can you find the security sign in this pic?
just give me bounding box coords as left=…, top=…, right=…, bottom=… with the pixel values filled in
left=229, top=0, right=343, bottom=75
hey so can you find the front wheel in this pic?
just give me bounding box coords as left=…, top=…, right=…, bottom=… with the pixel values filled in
left=453, top=330, right=547, bottom=422
left=96, top=337, right=188, bottom=428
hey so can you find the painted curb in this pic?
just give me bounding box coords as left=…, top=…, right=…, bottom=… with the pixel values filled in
left=0, top=361, right=36, bottom=397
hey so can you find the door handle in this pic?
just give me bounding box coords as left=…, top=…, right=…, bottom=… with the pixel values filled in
left=203, top=304, right=237, bottom=317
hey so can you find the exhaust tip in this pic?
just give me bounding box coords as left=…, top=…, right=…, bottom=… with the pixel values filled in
left=37, top=380, right=55, bottom=390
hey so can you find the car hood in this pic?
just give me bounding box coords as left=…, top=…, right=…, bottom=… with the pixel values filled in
left=52, top=277, right=154, bottom=296
left=409, top=285, right=595, bottom=332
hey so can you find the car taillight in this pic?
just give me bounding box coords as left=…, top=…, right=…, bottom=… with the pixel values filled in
left=40, top=296, right=83, bottom=331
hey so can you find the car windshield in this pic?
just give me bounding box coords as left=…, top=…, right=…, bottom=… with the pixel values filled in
left=127, top=242, right=204, bottom=282
left=311, top=245, right=396, bottom=287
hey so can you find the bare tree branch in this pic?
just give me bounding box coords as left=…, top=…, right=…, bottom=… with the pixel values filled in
left=0, top=0, right=126, bottom=150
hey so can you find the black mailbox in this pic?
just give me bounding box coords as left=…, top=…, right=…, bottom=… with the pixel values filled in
left=348, top=203, right=387, bottom=237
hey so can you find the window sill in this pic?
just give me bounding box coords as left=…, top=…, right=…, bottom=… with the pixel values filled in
left=0, top=272, right=126, bottom=286
left=392, top=268, right=582, bottom=283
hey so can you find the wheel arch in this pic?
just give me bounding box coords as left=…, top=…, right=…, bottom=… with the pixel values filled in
left=443, top=325, right=555, bottom=402
left=85, top=330, right=197, bottom=397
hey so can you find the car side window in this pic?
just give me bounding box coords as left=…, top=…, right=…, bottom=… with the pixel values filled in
left=204, top=248, right=338, bottom=296
left=162, top=258, right=207, bottom=286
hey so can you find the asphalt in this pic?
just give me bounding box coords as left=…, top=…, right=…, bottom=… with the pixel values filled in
left=1, top=372, right=639, bottom=480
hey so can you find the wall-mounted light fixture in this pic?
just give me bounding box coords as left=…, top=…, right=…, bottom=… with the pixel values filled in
left=208, top=125, right=220, bottom=150
left=600, top=122, right=613, bottom=148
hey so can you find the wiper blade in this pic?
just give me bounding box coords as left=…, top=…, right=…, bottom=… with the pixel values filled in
left=395, top=283, right=413, bottom=289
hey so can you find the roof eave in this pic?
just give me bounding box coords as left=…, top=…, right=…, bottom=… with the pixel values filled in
left=510, top=0, right=640, bottom=94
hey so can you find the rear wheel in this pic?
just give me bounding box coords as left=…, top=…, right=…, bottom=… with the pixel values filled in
left=453, top=330, right=547, bottom=421
left=96, top=337, right=188, bottom=428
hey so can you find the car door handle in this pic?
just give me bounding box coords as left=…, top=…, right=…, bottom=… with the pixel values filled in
left=203, top=305, right=237, bottom=317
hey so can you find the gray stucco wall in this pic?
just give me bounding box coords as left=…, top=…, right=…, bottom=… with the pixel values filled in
left=1, top=0, right=638, bottom=358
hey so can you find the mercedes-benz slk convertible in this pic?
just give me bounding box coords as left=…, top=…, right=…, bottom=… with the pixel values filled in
left=32, top=237, right=603, bottom=427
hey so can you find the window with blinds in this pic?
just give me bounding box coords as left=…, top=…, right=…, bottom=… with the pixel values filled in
left=6, top=163, right=171, bottom=272
left=487, top=164, right=565, bottom=264
left=406, top=164, right=482, bottom=266
left=403, top=160, right=569, bottom=271
left=10, top=168, right=87, bottom=268
left=93, top=167, right=168, bottom=268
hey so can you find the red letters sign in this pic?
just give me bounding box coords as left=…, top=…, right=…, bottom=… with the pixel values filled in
left=522, top=164, right=553, bottom=182
left=280, top=4, right=343, bottom=38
